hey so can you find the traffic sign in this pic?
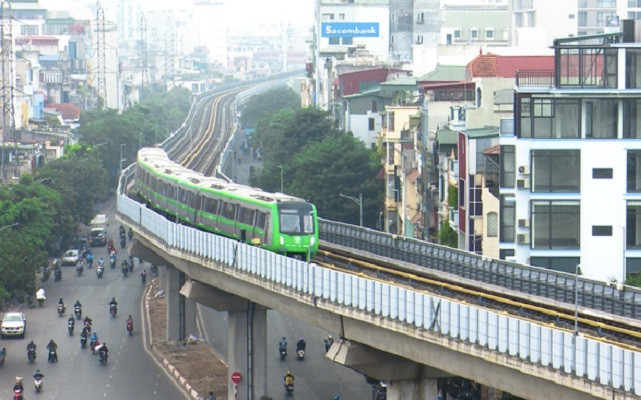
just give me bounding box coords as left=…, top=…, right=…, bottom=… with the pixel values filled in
left=231, top=371, right=242, bottom=384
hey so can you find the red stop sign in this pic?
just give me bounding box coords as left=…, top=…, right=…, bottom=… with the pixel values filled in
left=231, top=371, right=242, bottom=384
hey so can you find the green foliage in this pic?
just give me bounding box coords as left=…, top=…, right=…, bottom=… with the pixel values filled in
left=241, top=87, right=300, bottom=129
left=250, top=107, right=384, bottom=228
left=75, top=87, right=192, bottom=187
left=626, top=274, right=641, bottom=287
left=437, top=222, right=458, bottom=248
left=448, top=184, right=458, bottom=208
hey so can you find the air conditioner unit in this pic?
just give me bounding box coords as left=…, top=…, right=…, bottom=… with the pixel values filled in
left=516, top=178, right=530, bottom=189
left=518, top=218, right=530, bottom=228
left=505, top=256, right=517, bottom=263
left=517, top=233, right=530, bottom=244
left=518, top=165, right=530, bottom=175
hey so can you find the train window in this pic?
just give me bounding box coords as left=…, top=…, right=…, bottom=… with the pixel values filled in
left=181, top=189, right=190, bottom=204
left=160, top=182, right=167, bottom=197
left=191, top=194, right=200, bottom=209
left=239, top=208, right=254, bottom=225
left=222, top=202, right=237, bottom=220
left=204, top=198, right=219, bottom=214
left=256, top=212, right=266, bottom=229
left=169, top=186, right=176, bottom=200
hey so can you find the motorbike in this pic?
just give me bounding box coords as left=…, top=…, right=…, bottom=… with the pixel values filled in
left=27, top=348, right=36, bottom=363
left=279, top=348, right=287, bottom=361
left=68, top=320, right=74, bottom=335
left=121, top=264, right=128, bottom=277
left=47, top=348, right=57, bottom=363
left=90, top=339, right=100, bottom=354
left=76, top=263, right=83, bottom=276
left=109, top=257, right=116, bottom=269
left=150, top=264, right=158, bottom=276
left=34, top=376, right=43, bottom=392
left=0, top=352, right=5, bottom=367
left=86, top=253, right=94, bottom=268
left=84, top=320, right=92, bottom=333
left=128, top=229, right=133, bottom=241
left=80, top=334, right=87, bottom=349
left=120, top=236, right=126, bottom=249
left=107, top=241, right=115, bottom=253
left=54, top=268, right=62, bottom=282
left=126, top=320, right=133, bottom=336
left=296, top=348, right=305, bottom=360
left=110, top=304, right=117, bottom=317
left=96, top=265, right=104, bottom=278
left=13, top=387, right=23, bottom=400
left=128, top=256, right=134, bottom=271
left=98, top=349, right=108, bottom=365
left=141, top=271, right=147, bottom=285
left=74, top=305, right=82, bottom=319
left=57, top=304, right=65, bottom=317
left=284, top=383, right=294, bottom=395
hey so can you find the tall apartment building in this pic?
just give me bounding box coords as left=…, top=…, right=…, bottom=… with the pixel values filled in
left=508, top=0, right=577, bottom=47
left=499, top=23, right=641, bottom=282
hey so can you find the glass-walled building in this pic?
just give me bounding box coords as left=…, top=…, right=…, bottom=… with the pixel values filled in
left=499, top=24, right=641, bottom=282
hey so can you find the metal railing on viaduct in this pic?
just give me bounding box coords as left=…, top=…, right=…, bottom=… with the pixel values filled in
left=118, top=166, right=641, bottom=399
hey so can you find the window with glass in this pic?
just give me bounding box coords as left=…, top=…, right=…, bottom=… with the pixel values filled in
left=454, top=29, right=461, bottom=39
left=532, top=150, right=580, bottom=192
left=597, top=0, right=616, bottom=8
left=487, top=212, right=498, bottom=237
left=500, top=196, right=515, bottom=242
left=624, top=99, right=641, bottom=138
left=585, top=99, right=617, bottom=138
left=342, top=37, right=353, bottom=45
left=520, top=98, right=580, bottom=139
left=532, top=201, right=580, bottom=249
left=485, top=29, right=494, bottom=39
left=559, top=48, right=617, bottom=88
left=627, top=151, right=641, bottom=192
left=500, top=145, right=515, bottom=188
left=530, top=257, right=580, bottom=273
left=626, top=49, right=641, bottom=89
left=627, top=201, right=641, bottom=249
left=629, top=1, right=641, bottom=7
left=470, top=28, right=478, bottom=39
left=515, top=13, right=523, bottom=28
left=459, top=178, right=465, bottom=207
left=329, top=37, right=339, bottom=45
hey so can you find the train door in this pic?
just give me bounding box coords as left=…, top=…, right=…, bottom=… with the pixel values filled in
left=220, top=201, right=238, bottom=238
left=254, top=210, right=269, bottom=246
left=190, top=192, right=200, bottom=223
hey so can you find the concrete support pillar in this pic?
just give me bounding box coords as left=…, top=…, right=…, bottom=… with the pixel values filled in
left=227, top=304, right=267, bottom=400
left=184, top=297, right=198, bottom=339
left=165, top=264, right=181, bottom=341
left=387, top=378, right=439, bottom=400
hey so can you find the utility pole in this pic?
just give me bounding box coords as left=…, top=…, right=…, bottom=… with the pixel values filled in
left=95, top=1, right=107, bottom=104
left=0, top=0, right=15, bottom=181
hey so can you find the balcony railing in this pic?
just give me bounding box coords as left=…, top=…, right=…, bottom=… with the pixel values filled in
left=515, top=70, right=555, bottom=88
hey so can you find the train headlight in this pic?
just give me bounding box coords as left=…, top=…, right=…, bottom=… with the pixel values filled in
left=279, top=236, right=285, bottom=245
left=310, top=237, right=316, bottom=246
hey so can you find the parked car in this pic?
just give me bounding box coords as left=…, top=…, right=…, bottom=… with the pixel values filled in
left=61, top=249, right=80, bottom=266
left=1, top=312, right=26, bottom=338
left=89, top=227, right=108, bottom=247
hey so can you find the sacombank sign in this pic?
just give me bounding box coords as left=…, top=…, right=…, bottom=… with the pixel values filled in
left=321, top=22, right=380, bottom=38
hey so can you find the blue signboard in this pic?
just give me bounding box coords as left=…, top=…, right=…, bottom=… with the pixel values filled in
left=321, top=22, right=379, bottom=38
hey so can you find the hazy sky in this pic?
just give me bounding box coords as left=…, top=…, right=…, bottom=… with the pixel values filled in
left=39, top=0, right=315, bottom=27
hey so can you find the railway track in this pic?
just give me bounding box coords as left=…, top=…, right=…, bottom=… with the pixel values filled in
left=158, top=81, right=641, bottom=351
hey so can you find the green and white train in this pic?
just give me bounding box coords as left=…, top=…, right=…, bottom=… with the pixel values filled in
left=135, top=148, right=318, bottom=260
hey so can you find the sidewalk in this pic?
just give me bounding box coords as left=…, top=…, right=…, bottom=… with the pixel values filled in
left=144, top=275, right=227, bottom=399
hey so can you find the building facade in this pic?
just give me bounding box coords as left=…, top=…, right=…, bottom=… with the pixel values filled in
left=499, top=27, right=641, bottom=282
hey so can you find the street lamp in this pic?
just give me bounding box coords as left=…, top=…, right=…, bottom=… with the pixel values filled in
left=277, top=165, right=284, bottom=193
left=119, top=143, right=126, bottom=172
left=339, top=193, right=363, bottom=227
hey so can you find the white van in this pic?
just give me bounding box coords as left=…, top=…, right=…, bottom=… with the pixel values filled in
left=90, top=214, right=109, bottom=227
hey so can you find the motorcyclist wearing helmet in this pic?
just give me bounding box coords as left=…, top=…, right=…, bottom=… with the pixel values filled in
left=58, top=297, right=64, bottom=306
left=279, top=337, right=287, bottom=352
left=26, top=341, right=36, bottom=353
left=109, top=297, right=118, bottom=307
left=68, top=315, right=75, bottom=327
left=46, top=340, right=58, bottom=362
left=324, top=334, right=334, bottom=353
left=284, top=371, right=294, bottom=386
left=296, top=337, right=306, bottom=352
left=13, top=376, right=23, bottom=393
left=33, top=369, right=44, bottom=381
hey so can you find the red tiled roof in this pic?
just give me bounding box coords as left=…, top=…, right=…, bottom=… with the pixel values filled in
left=483, top=144, right=500, bottom=155
left=44, top=103, right=81, bottom=120
left=15, top=36, right=59, bottom=45
left=467, top=54, right=554, bottom=78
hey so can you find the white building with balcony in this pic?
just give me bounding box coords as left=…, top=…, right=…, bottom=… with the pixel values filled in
left=499, top=25, right=641, bottom=282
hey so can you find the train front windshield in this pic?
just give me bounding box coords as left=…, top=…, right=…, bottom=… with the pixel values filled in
left=278, top=202, right=315, bottom=235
